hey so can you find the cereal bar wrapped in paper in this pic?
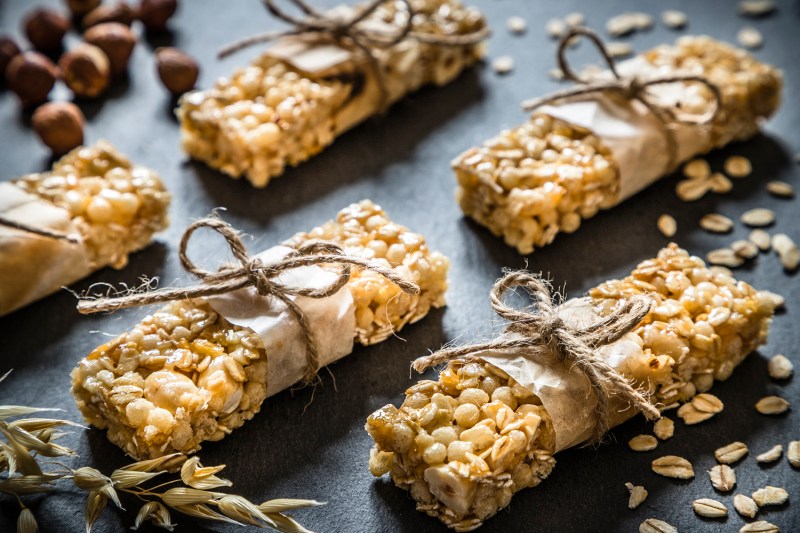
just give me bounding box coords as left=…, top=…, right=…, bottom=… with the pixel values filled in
left=178, top=0, right=489, bottom=187
left=453, top=29, right=782, bottom=253
left=0, top=142, right=170, bottom=316
left=366, top=244, right=775, bottom=531
left=72, top=200, right=449, bottom=460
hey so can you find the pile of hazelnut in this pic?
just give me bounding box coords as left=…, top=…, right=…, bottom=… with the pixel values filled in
left=0, top=0, right=200, bottom=155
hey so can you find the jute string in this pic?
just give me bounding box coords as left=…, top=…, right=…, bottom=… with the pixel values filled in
left=0, top=216, right=80, bottom=244
left=218, top=0, right=490, bottom=110
left=522, top=27, right=723, bottom=174
left=78, top=216, right=420, bottom=385
left=412, top=270, right=660, bottom=444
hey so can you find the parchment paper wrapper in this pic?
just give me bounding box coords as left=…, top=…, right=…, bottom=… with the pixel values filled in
left=0, top=183, right=91, bottom=316
left=538, top=57, right=713, bottom=202
left=479, top=297, right=646, bottom=452
left=205, top=245, right=356, bottom=397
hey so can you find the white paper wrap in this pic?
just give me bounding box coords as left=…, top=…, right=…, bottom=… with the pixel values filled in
left=204, top=245, right=356, bottom=397
left=477, top=297, right=647, bottom=452
left=538, top=56, right=714, bottom=202
left=0, top=183, right=91, bottom=316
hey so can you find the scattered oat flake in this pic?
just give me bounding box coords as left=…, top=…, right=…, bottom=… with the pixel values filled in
left=692, top=393, right=724, bottom=413
left=739, top=0, right=777, bottom=17
left=737, top=26, right=763, bottom=48
left=606, top=13, right=638, bottom=37
left=677, top=403, right=715, bottom=424
left=657, top=214, right=677, bottom=237
left=767, top=354, right=793, bottom=379
left=755, top=395, right=790, bottom=415
left=684, top=158, right=711, bottom=179
left=710, top=172, right=733, bottom=193
left=732, top=239, right=759, bottom=259
left=724, top=155, right=753, bottom=177
left=766, top=180, right=794, bottom=198
left=676, top=179, right=712, bottom=201
left=749, top=229, right=771, bottom=251
left=606, top=42, right=633, bottom=58
left=693, top=498, right=728, bottom=518
left=740, top=521, right=780, bottom=533
left=787, top=441, right=800, bottom=467
left=639, top=518, right=677, bottom=533
left=546, top=18, right=566, bottom=38
left=706, top=248, right=744, bottom=268
left=756, top=444, right=783, bottom=463
left=752, top=486, right=788, bottom=507
left=700, top=213, right=734, bottom=233
left=492, top=56, right=514, bottom=75
left=652, top=455, right=694, bottom=479
left=653, top=417, right=674, bottom=440
left=716, top=441, right=749, bottom=464
left=709, top=464, right=736, bottom=492
left=564, top=12, right=585, bottom=28
left=629, top=435, right=658, bottom=452
left=661, top=10, right=687, bottom=29
left=740, top=208, right=775, bottom=227
left=549, top=68, right=565, bottom=81
left=626, top=482, right=648, bottom=509
left=733, top=494, right=759, bottom=518
left=507, top=16, right=527, bottom=35
left=772, top=233, right=800, bottom=271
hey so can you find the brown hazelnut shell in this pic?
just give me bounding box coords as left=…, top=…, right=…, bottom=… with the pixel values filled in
left=84, top=23, right=137, bottom=76
left=32, top=101, right=85, bottom=155
left=155, top=47, right=198, bottom=95
left=0, top=36, right=22, bottom=80
left=23, top=8, right=71, bottom=54
left=66, top=0, right=103, bottom=17
left=138, top=0, right=178, bottom=32
left=83, top=2, right=135, bottom=29
left=59, top=43, right=111, bottom=98
left=6, top=51, right=58, bottom=107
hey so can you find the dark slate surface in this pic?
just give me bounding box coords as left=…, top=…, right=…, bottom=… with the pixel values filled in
left=1, top=0, right=799, bottom=531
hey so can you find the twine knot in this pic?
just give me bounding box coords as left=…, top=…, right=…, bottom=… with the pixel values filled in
left=78, top=215, right=420, bottom=386
left=218, top=0, right=489, bottom=110
left=412, top=270, right=659, bottom=445
left=522, top=27, right=723, bottom=174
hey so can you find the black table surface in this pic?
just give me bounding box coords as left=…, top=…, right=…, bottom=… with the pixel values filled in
left=1, top=0, right=799, bottom=531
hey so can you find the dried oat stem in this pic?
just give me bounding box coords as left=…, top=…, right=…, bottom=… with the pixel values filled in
left=0, top=373, right=320, bottom=532
left=522, top=27, right=722, bottom=174
left=412, top=270, right=659, bottom=444
left=78, top=215, right=419, bottom=385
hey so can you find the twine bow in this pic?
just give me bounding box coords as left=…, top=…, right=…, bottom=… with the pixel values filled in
left=218, top=0, right=490, bottom=109
left=522, top=27, right=723, bottom=174
left=0, top=216, right=80, bottom=244
left=78, top=216, right=420, bottom=385
left=412, top=270, right=660, bottom=445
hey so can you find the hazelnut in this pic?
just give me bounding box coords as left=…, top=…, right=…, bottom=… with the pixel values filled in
left=65, top=0, right=103, bottom=17
left=32, top=102, right=85, bottom=155
left=6, top=52, right=58, bottom=107
left=83, top=2, right=135, bottom=29
left=0, top=36, right=22, bottom=80
left=59, top=43, right=110, bottom=98
left=138, top=0, right=178, bottom=32
left=23, top=8, right=71, bottom=54
left=84, top=23, right=137, bottom=76
left=155, top=47, right=198, bottom=95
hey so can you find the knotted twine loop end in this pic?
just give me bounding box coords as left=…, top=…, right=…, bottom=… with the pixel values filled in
left=521, top=26, right=723, bottom=175
left=412, top=269, right=660, bottom=446
left=77, top=215, right=420, bottom=387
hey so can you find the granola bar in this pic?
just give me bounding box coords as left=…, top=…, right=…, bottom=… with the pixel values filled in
left=366, top=244, right=774, bottom=530
left=0, top=141, right=170, bottom=315
left=453, top=36, right=782, bottom=253
left=178, top=0, right=488, bottom=187
left=72, top=200, right=449, bottom=459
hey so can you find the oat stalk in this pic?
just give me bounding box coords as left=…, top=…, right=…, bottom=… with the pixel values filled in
left=0, top=372, right=322, bottom=532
